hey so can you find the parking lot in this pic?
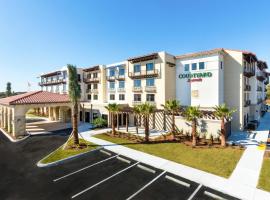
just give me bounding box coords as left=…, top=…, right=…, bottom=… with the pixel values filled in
left=48, top=149, right=240, bottom=200
left=0, top=130, right=240, bottom=200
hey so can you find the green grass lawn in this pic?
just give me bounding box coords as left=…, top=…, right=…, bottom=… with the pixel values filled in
left=94, top=134, right=243, bottom=178
left=40, top=138, right=98, bottom=164
left=258, top=157, right=270, bottom=191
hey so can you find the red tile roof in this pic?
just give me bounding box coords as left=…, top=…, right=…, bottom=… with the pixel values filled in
left=0, top=91, right=70, bottom=105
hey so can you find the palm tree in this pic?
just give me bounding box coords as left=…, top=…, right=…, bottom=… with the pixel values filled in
left=138, top=103, right=155, bottom=142
left=213, top=104, right=236, bottom=147
left=163, top=100, right=180, bottom=139
left=67, top=64, right=81, bottom=145
left=105, top=103, right=120, bottom=136
left=184, top=106, right=202, bottom=147
left=133, top=105, right=141, bottom=135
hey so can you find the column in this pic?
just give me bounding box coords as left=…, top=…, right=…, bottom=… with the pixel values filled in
left=48, top=107, right=53, bottom=121
left=117, top=113, right=119, bottom=130
left=7, top=108, right=12, bottom=133
left=3, top=107, right=7, bottom=129
left=12, top=111, right=26, bottom=137
left=126, top=113, right=129, bottom=132
left=53, top=107, right=57, bottom=121
left=0, top=107, right=3, bottom=128
left=152, top=112, right=156, bottom=129
left=58, top=107, right=64, bottom=122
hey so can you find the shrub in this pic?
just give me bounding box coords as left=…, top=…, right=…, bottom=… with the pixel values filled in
left=93, top=117, right=107, bottom=128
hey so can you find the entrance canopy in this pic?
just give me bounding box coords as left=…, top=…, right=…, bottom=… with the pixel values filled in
left=0, top=91, right=72, bottom=137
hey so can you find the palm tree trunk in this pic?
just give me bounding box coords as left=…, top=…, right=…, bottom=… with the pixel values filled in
left=72, top=101, right=79, bottom=145
left=192, top=120, right=196, bottom=147
left=135, top=115, right=138, bottom=135
left=112, top=113, right=115, bottom=136
left=221, top=117, right=226, bottom=147
left=145, top=115, right=149, bottom=142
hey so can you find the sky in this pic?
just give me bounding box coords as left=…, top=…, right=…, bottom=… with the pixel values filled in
left=0, top=0, right=269, bottom=92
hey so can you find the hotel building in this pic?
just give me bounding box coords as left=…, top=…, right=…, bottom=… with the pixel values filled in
left=38, top=48, right=268, bottom=132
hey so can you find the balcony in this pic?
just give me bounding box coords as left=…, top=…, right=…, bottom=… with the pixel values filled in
left=243, top=67, right=255, bottom=78
left=116, top=75, right=125, bottom=80
left=256, top=71, right=266, bottom=82
left=128, top=69, right=159, bottom=79
left=83, top=77, right=100, bottom=83
left=39, top=79, right=66, bottom=86
left=132, top=87, right=143, bottom=92
left=117, top=88, right=126, bottom=92
left=145, top=86, right=157, bottom=93
left=244, top=85, right=251, bottom=91
left=257, top=99, right=263, bottom=104
left=244, top=100, right=251, bottom=107
left=106, top=76, right=116, bottom=81
left=257, top=86, right=262, bottom=92
left=108, top=88, right=116, bottom=93
left=264, top=80, right=269, bottom=85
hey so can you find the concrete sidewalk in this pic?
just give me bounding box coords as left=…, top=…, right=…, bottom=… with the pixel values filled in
left=229, top=112, right=270, bottom=188
left=80, top=128, right=270, bottom=200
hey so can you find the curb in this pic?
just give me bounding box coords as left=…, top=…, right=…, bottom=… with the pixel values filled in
left=0, top=128, right=30, bottom=143
left=37, top=146, right=103, bottom=168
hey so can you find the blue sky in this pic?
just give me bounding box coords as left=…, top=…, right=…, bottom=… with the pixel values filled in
left=0, top=0, right=269, bottom=91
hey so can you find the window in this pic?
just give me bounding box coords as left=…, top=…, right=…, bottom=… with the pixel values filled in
left=93, top=94, right=98, bottom=100
left=119, top=94, right=125, bottom=100
left=87, top=73, right=91, bottom=79
left=93, top=84, right=98, bottom=89
left=63, top=71, right=67, bottom=79
left=87, top=84, right=91, bottom=89
left=87, top=94, right=91, bottom=100
left=220, top=61, right=223, bottom=69
left=109, top=69, right=115, bottom=77
left=63, top=84, right=66, bottom=93
left=119, top=68, right=125, bottom=76
left=134, top=94, right=141, bottom=101
left=146, top=78, right=155, bottom=86
left=184, top=64, right=190, bottom=71
left=93, top=73, right=98, bottom=78
left=146, top=63, right=154, bottom=71
left=56, top=85, right=59, bottom=93
left=109, top=81, right=115, bottom=89
left=77, top=74, right=81, bottom=81
left=110, top=94, right=115, bottom=100
left=134, top=64, right=141, bottom=73
left=119, top=81, right=125, bottom=88
left=192, top=63, right=197, bottom=70
left=146, top=94, right=155, bottom=102
left=199, top=62, right=205, bottom=70
left=134, top=79, right=141, bottom=87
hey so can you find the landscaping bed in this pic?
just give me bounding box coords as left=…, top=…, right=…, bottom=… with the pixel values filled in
left=40, top=138, right=98, bottom=164
left=94, top=133, right=244, bottom=178
left=258, top=152, right=270, bottom=191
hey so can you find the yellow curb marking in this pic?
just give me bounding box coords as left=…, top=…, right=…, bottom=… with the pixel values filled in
left=257, top=144, right=266, bottom=150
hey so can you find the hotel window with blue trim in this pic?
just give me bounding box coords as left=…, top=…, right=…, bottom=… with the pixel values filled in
left=134, top=79, right=141, bottom=87
left=109, top=68, right=115, bottom=77
left=184, top=64, right=190, bottom=71
left=146, top=63, right=154, bottom=71
left=119, top=81, right=125, bottom=88
left=146, top=78, right=155, bottom=86
left=199, top=62, right=205, bottom=70
left=134, top=64, right=141, bottom=73
left=118, top=67, right=125, bottom=76
left=192, top=63, right=197, bottom=70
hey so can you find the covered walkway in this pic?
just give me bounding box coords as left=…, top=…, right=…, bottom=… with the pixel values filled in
left=0, top=91, right=72, bottom=138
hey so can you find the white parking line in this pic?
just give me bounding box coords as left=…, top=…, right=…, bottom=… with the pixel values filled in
left=126, top=171, right=166, bottom=200
left=187, top=184, right=202, bottom=200
left=53, top=155, right=118, bottom=182
left=204, top=191, right=227, bottom=200
left=71, top=161, right=140, bottom=199
left=117, top=156, right=131, bottom=164
left=165, top=175, right=190, bottom=188
left=137, top=164, right=156, bottom=174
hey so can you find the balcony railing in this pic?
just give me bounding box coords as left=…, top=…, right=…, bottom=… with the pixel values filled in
left=39, top=79, right=66, bottom=86
left=108, top=88, right=116, bottom=93
left=117, top=88, right=126, bottom=92
left=244, top=100, right=251, bottom=107
left=243, top=67, right=255, bottom=77
left=132, top=87, right=143, bottom=92
left=116, top=75, right=125, bottom=80
left=132, top=101, right=142, bottom=105
left=128, top=69, right=159, bottom=79
left=83, top=77, right=100, bottom=83
left=244, top=85, right=251, bottom=91
left=256, top=71, right=266, bottom=82
left=145, top=86, right=157, bottom=93
left=106, top=76, right=116, bottom=81
left=146, top=101, right=156, bottom=106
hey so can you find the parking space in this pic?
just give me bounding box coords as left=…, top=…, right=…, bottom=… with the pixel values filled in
left=49, top=149, right=240, bottom=200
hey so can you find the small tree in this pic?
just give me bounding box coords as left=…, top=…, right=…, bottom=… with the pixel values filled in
left=105, top=103, right=120, bottom=136
left=138, top=103, right=155, bottom=142
left=213, top=104, right=236, bottom=147
left=163, top=100, right=180, bottom=139
left=93, top=117, right=107, bottom=128
left=6, top=82, right=12, bottom=97
left=67, top=64, right=81, bottom=145
left=184, top=106, right=202, bottom=147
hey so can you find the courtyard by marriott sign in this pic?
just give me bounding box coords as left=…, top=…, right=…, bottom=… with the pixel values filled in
left=179, top=72, right=213, bottom=83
